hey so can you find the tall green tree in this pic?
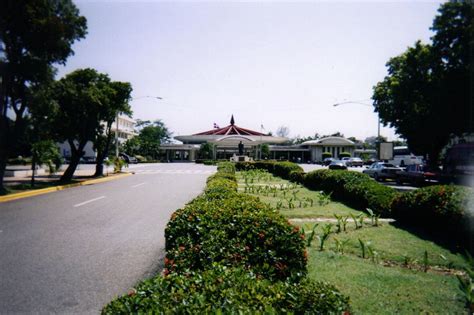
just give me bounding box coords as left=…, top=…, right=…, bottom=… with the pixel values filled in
left=372, top=2, right=473, bottom=166
left=51, top=68, right=113, bottom=182
left=0, top=0, right=87, bottom=193
left=198, top=142, right=214, bottom=160
left=122, top=120, right=171, bottom=160
left=93, top=81, right=132, bottom=177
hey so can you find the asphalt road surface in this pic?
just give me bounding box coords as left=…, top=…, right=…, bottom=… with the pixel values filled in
left=0, top=163, right=216, bottom=314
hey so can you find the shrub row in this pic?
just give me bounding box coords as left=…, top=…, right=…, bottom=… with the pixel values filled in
left=165, top=193, right=306, bottom=280
left=103, top=265, right=350, bottom=315
left=392, top=185, right=473, bottom=241
left=103, top=161, right=351, bottom=313
left=304, top=169, right=397, bottom=217
left=236, top=163, right=472, bottom=248
left=166, top=162, right=307, bottom=281
left=235, top=160, right=304, bottom=180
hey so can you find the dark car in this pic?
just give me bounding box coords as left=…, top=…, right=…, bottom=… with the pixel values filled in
left=119, top=153, right=138, bottom=164
left=323, top=158, right=335, bottom=166
left=396, top=164, right=439, bottom=186
left=363, top=162, right=401, bottom=181
left=364, top=158, right=377, bottom=165
left=329, top=160, right=347, bottom=170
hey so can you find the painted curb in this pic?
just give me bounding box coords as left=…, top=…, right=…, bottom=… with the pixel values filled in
left=0, top=173, right=133, bottom=203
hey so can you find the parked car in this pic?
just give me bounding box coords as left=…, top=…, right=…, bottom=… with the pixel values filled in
left=364, top=158, right=377, bottom=165
left=328, top=160, right=348, bottom=170
left=396, top=164, right=439, bottom=186
left=363, top=162, right=401, bottom=181
left=323, top=157, right=335, bottom=166
left=119, top=153, right=138, bottom=164
left=341, top=157, right=350, bottom=164
left=346, top=157, right=364, bottom=167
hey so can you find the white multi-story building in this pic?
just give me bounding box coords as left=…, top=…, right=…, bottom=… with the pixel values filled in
left=112, top=115, right=138, bottom=144
left=58, top=115, right=137, bottom=159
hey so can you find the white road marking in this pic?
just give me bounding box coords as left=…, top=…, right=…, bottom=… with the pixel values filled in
left=74, top=196, right=106, bottom=208
left=131, top=182, right=146, bottom=188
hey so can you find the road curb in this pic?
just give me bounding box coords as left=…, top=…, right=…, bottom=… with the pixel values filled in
left=0, top=173, right=133, bottom=203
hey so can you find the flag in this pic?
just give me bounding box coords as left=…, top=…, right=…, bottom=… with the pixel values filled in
left=213, top=123, right=219, bottom=129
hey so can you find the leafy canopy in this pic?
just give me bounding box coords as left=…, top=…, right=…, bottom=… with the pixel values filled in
left=372, top=2, right=473, bottom=164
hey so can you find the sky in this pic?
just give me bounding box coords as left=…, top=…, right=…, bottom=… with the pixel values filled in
left=57, top=0, right=445, bottom=142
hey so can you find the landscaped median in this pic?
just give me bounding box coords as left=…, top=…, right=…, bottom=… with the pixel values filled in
left=236, top=161, right=473, bottom=249
left=234, top=162, right=473, bottom=313
left=102, top=162, right=351, bottom=314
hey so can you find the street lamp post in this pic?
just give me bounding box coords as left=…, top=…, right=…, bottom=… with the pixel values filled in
left=115, top=96, right=163, bottom=158
left=332, top=100, right=381, bottom=157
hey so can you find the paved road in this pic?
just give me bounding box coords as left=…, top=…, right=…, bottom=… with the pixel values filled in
left=0, top=163, right=216, bottom=314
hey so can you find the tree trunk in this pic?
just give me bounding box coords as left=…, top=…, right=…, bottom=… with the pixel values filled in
left=94, top=162, right=104, bottom=177
left=0, top=152, right=7, bottom=195
left=60, top=140, right=86, bottom=183
left=60, top=154, right=81, bottom=183
left=94, top=128, right=113, bottom=177
left=30, top=156, right=36, bottom=187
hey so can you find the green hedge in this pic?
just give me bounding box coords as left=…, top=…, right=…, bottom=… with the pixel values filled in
left=103, top=161, right=351, bottom=312
left=289, top=170, right=305, bottom=184
left=391, top=185, right=473, bottom=238
left=237, top=164, right=472, bottom=248
left=165, top=191, right=307, bottom=281
left=235, top=161, right=303, bottom=180
left=304, top=169, right=397, bottom=216
left=102, top=265, right=350, bottom=315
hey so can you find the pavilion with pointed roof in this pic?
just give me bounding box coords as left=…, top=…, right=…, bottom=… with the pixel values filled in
left=159, top=115, right=358, bottom=162
left=170, top=115, right=287, bottom=160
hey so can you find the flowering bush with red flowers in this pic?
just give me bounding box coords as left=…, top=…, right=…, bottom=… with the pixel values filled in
left=165, top=190, right=307, bottom=281
left=391, top=185, right=473, bottom=239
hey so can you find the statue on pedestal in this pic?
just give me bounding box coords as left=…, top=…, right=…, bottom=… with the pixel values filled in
left=238, top=141, right=244, bottom=155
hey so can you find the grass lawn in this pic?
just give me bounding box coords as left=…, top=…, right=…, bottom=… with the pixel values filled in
left=237, top=170, right=469, bottom=314
left=4, top=181, right=66, bottom=194
left=307, top=251, right=465, bottom=314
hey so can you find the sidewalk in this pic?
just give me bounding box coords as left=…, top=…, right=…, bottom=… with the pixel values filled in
left=4, top=165, right=116, bottom=186
left=1, top=165, right=131, bottom=202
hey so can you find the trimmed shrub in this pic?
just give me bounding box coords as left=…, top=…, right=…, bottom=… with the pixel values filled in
left=289, top=170, right=305, bottom=184
left=304, top=169, right=397, bottom=216
left=165, top=193, right=307, bottom=281
left=273, top=162, right=304, bottom=180
left=236, top=161, right=303, bottom=180
left=203, top=160, right=216, bottom=165
left=322, top=152, right=332, bottom=160
left=338, top=151, right=351, bottom=159
left=204, top=177, right=238, bottom=199
left=217, top=161, right=236, bottom=174
left=102, top=265, right=351, bottom=315
left=391, top=185, right=473, bottom=237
